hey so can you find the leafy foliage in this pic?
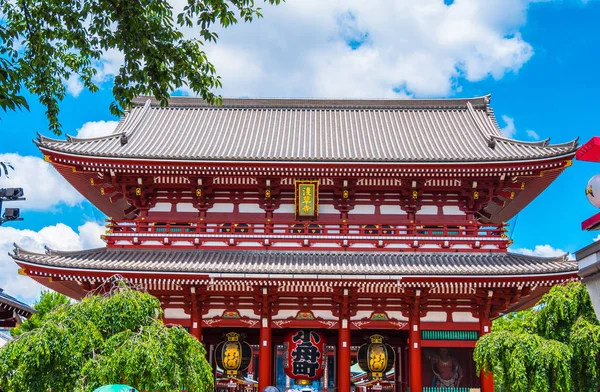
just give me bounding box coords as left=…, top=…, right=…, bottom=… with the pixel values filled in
left=0, top=161, right=14, bottom=178
left=11, top=290, right=70, bottom=336
left=474, top=282, right=600, bottom=392
left=0, top=283, right=213, bottom=392
left=0, top=0, right=282, bottom=135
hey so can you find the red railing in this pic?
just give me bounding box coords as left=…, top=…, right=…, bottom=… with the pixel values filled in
left=103, top=219, right=509, bottom=252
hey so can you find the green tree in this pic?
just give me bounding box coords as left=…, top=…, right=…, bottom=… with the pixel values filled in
left=0, top=161, right=13, bottom=177
left=0, top=0, right=282, bottom=135
left=474, top=282, right=600, bottom=392
left=11, top=290, right=70, bottom=336
left=0, top=283, right=213, bottom=392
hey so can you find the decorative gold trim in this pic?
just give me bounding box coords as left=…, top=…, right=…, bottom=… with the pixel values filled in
left=294, top=180, right=319, bottom=219
left=564, top=160, right=573, bottom=168
left=43, top=155, right=51, bottom=162
left=90, top=178, right=95, bottom=186
left=17, top=268, right=27, bottom=276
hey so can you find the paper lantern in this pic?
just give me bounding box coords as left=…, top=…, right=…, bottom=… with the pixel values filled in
left=283, top=329, right=326, bottom=385
left=215, top=332, right=253, bottom=378
left=357, top=334, right=395, bottom=380
left=587, top=175, right=600, bottom=208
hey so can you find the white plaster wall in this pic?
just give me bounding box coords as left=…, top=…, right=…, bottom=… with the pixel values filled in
left=319, top=204, right=338, bottom=214
left=208, top=203, right=234, bottom=213
left=164, top=308, right=189, bottom=319
left=416, top=206, right=438, bottom=215
left=452, top=312, right=479, bottom=323
left=176, top=203, right=197, bottom=212
left=351, top=205, right=376, bottom=215
left=239, top=203, right=263, bottom=213
left=442, top=206, right=465, bottom=215
left=276, top=204, right=295, bottom=213
left=380, top=205, right=404, bottom=214
left=149, top=202, right=172, bottom=212
left=420, top=312, right=447, bottom=322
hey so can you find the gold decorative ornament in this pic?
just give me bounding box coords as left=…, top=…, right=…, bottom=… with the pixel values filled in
left=196, top=188, right=202, bottom=197
left=265, top=189, right=271, bottom=198
left=343, top=189, right=349, bottom=199
left=135, top=187, right=142, bottom=196
left=473, top=191, right=479, bottom=200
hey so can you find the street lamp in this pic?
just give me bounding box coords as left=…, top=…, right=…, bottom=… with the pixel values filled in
left=0, top=187, right=25, bottom=225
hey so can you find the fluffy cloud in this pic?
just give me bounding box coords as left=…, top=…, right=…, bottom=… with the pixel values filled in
left=0, top=222, right=105, bottom=304
left=526, top=129, right=540, bottom=140
left=514, top=244, right=573, bottom=259
left=0, top=153, right=83, bottom=211
left=88, top=0, right=545, bottom=99
left=66, top=74, right=84, bottom=97
left=75, top=120, right=119, bottom=139
left=500, top=115, right=517, bottom=138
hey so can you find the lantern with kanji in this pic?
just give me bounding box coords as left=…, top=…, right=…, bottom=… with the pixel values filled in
left=215, top=332, right=253, bottom=378
left=283, top=329, right=326, bottom=385
left=357, top=334, right=395, bottom=380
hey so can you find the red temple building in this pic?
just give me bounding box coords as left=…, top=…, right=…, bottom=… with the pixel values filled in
left=11, top=95, right=579, bottom=392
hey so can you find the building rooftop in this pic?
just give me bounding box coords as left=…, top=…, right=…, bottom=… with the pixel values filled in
left=12, top=246, right=577, bottom=277
left=36, top=95, right=577, bottom=163
left=0, top=288, right=35, bottom=319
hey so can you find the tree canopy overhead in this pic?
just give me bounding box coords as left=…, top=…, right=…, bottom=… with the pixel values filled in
left=0, top=281, right=213, bottom=392
left=474, top=282, right=600, bottom=392
left=0, top=0, right=282, bottom=135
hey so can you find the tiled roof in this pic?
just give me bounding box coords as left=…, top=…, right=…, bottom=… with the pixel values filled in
left=0, top=288, right=35, bottom=317
left=36, top=95, right=577, bottom=163
left=11, top=246, right=578, bottom=277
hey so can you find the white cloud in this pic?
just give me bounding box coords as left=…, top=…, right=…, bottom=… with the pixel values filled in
left=95, top=0, right=543, bottom=99
left=66, top=74, right=84, bottom=97
left=0, top=153, right=83, bottom=211
left=75, top=120, right=119, bottom=139
left=514, top=244, right=572, bottom=259
left=526, top=129, right=540, bottom=140
left=500, top=115, right=517, bottom=138
left=0, top=222, right=105, bottom=304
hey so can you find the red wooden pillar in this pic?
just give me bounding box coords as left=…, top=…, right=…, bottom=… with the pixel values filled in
left=190, top=288, right=202, bottom=341
left=338, top=313, right=351, bottom=391
left=480, top=293, right=494, bottom=392
left=409, top=292, right=422, bottom=392
left=337, top=288, right=351, bottom=392
left=258, top=288, right=272, bottom=391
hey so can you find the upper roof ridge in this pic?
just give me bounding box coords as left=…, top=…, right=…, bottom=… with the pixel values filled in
left=131, top=95, right=492, bottom=110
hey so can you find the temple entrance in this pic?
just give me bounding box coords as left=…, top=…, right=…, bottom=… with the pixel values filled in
left=206, top=327, right=485, bottom=392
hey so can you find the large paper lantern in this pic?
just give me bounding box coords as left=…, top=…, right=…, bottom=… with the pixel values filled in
left=587, top=174, right=600, bottom=208
left=357, top=334, right=395, bottom=380
left=283, top=329, right=326, bottom=385
left=215, top=332, right=253, bottom=378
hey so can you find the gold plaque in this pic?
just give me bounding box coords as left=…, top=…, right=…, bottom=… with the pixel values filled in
left=294, top=180, right=319, bottom=219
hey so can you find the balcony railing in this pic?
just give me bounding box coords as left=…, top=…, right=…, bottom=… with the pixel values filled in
left=103, top=219, right=509, bottom=252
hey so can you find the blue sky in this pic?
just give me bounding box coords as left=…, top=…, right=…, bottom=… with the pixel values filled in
left=1, top=0, right=599, bottom=302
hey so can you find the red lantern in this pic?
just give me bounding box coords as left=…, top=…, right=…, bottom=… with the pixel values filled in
left=283, top=329, right=326, bottom=385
